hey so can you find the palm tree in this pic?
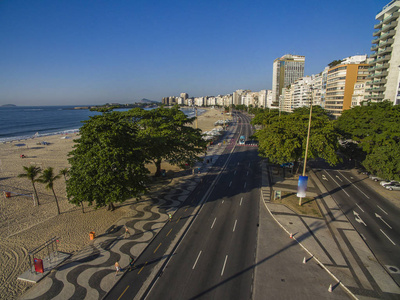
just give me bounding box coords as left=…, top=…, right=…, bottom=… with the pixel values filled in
left=59, top=168, right=70, bottom=200
left=37, top=167, right=61, bottom=215
left=18, top=166, right=42, bottom=206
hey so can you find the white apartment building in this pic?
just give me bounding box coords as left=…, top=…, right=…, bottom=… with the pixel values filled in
left=352, top=82, right=367, bottom=107
left=280, top=76, right=312, bottom=112
left=272, top=54, right=305, bottom=106
left=194, top=97, right=204, bottom=106
left=367, top=0, right=400, bottom=104
left=264, top=90, right=273, bottom=108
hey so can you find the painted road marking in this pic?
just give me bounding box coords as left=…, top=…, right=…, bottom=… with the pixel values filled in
left=377, top=205, right=388, bottom=215
left=166, top=228, right=172, bottom=237
left=380, top=229, right=396, bottom=245
left=375, top=213, right=392, bottom=229
left=244, top=182, right=247, bottom=189
left=247, top=171, right=249, bottom=176
left=229, top=181, right=232, bottom=187
left=353, top=211, right=367, bottom=226
left=234, top=170, right=237, bottom=175
left=176, top=217, right=181, bottom=223
left=192, top=251, right=202, bottom=269
left=356, top=203, right=365, bottom=213
left=138, top=262, right=147, bottom=274
left=325, top=171, right=350, bottom=197
left=339, top=170, right=370, bottom=199
left=233, top=220, right=237, bottom=232
left=240, top=197, right=243, bottom=206
left=117, top=286, right=130, bottom=300
left=221, top=255, right=228, bottom=276
left=154, top=243, right=162, bottom=253
left=211, top=218, right=216, bottom=229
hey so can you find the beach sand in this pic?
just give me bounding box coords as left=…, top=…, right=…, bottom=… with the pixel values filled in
left=0, top=107, right=228, bottom=299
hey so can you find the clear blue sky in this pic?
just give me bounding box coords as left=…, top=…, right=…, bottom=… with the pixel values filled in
left=0, top=0, right=389, bottom=106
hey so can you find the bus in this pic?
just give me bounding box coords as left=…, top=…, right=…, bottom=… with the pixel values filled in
left=239, top=135, right=245, bottom=145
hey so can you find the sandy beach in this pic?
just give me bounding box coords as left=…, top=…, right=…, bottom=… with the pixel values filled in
left=0, top=107, right=228, bottom=299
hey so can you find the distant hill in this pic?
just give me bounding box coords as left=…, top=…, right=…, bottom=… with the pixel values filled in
left=136, top=98, right=159, bottom=104
left=1, top=104, right=16, bottom=107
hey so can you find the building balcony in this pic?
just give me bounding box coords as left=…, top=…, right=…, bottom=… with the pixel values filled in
left=382, top=20, right=398, bottom=32
left=366, top=79, right=387, bottom=85
left=371, top=45, right=379, bottom=51
left=378, top=38, right=394, bottom=48
left=372, top=37, right=380, bottom=44
left=366, top=87, right=385, bottom=92
left=370, top=52, right=378, bottom=59
left=375, top=55, right=391, bottom=63
left=383, top=11, right=400, bottom=24
left=368, top=71, right=388, bottom=78
left=374, top=22, right=383, bottom=29
left=373, top=29, right=382, bottom=36
left=365, top=94, right=385, bottom=100
left=375, top=63, right=389, bottom=71
left=377, top=47, right=393, bottom=55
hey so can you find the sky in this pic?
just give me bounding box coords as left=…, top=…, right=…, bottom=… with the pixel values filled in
left=0, top=0, right=390, bottom=106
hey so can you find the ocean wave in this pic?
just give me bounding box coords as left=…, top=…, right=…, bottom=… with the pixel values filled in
left=0, top=129, right=79, bottom=143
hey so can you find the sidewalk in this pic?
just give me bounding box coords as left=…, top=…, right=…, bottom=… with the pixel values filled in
left=19, top=126, right=237, bottom=300
left=259, top=161, right=400, bottom=300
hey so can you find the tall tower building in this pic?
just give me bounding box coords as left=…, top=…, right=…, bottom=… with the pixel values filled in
left=366, top=0, right=400, bottom=104
left=272, top=54, right=305, bottom=106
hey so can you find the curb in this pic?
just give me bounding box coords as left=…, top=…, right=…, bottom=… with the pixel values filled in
left=261, top=163, right=358, bottom=300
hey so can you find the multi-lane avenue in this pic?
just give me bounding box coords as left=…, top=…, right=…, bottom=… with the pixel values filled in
left=313, top=168, right=400, bottom=285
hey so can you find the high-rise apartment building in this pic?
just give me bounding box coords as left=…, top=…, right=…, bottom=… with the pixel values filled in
left=366, top=0, right=400, bottom=104
left=272, top=54, right=305, bottom=106
left=325, top=61, right=370, bottom=118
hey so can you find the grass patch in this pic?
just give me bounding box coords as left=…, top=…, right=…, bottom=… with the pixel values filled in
left=272, top=191, right=322, bottom=218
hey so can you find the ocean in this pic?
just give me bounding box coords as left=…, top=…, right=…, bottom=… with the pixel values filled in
left=0, top=106, right=203, bottom=142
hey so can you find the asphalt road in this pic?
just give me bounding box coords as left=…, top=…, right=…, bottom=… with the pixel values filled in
left=104, top=111, right=256, bottom=299
left=146, top=114, right=259, bottom=299
left=313, top=168, right=400, bottom=285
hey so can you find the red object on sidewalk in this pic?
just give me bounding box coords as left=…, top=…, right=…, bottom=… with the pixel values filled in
left=34, top=258, right=44, bottom=273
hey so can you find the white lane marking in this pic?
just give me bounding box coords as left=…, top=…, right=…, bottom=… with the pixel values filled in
left=244, top=182, right=247, bottom=189
left=377, top=205, right=388, bottom=215
left=233, top=220, right=237, bottom=232
left=234, top=170, right=237, bottom=175
left=192, top=251, right=202, bottom=269
left=229, top=181, right=232, bottom=187
left=380, top=229, right=396, bottom=245
left=356, top=203, right=365, bottom=213
left=211, top=218, right=216, bottom=229
left=322, top=174, right=328, bottom=181
left=221, top=255, right=228, bottom=276
left=353, top=211, right=367, bottom=226
left=247, top=171, right=249, bottom=176
left=240, top=197, right=243, bottom=206
left=222, top=200, right=224, bottom=203
left=375, top=213, right=392, bottom=229
left=324, top=171, right=350, bottom=197
left=339, top=170, right=370, bottom=199
left=335, top=175, right=343, bottom=182
left=361, top=234, right=366, bottom=241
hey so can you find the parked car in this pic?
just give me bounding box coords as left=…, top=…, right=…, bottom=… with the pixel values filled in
left=380, top=180, right=398, bottom=187
left=369, top=175, right=384, bottom=182
left=385, top=183, right=400, bottom=191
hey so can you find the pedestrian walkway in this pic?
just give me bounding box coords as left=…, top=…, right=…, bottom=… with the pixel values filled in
left=19, top=125, right=233, bottom=300
left=259, top=161, right=400, bottom=300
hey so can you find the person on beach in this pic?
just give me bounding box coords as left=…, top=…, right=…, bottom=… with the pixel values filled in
left=115, top=261, right=121, bottom=275
left=124, top=225, right=130, bottom=238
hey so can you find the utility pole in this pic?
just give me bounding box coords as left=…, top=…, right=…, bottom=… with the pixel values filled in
left=299, top=87, right=313, bottom=206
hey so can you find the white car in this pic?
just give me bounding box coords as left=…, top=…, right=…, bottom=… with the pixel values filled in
left=369, top=175, right=383, bottom=182
left=380, top=180, right=398, bottom=186
left=385, top=183, right=400, bottom=191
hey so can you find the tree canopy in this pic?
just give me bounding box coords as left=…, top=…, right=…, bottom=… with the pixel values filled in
left=67, top=110, right=149, bottom=210
left=127, top=106, right=207, bottom=176
left=335, top=101, right=400, bottom=180
left=255, top=106, right=340, bottom=167
left=66, top=106, right=207, bottom=210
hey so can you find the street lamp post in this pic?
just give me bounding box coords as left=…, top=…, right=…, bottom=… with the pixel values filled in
left=299, top=87, right=313, bottom=206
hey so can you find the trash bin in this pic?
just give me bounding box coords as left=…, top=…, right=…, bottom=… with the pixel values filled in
left=89, top=231, right=95, bottom=240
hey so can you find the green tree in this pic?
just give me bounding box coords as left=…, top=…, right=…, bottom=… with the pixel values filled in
left=67, top=110, right=149, bottom=210
left=18, top=166, right=41, bottom=206
left=336, top=101, right=400, bottom=180
left=256, top=106, right=340, bottom=169
left=128, top=106, right=207, bottom=176
left=37, top=167, right=61, bottom=214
